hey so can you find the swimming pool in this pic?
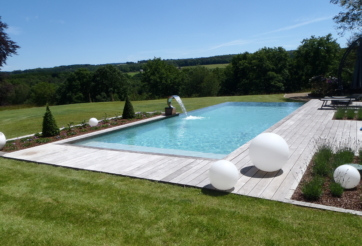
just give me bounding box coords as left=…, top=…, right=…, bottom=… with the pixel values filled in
left=71, top=102, right=303, bottom=159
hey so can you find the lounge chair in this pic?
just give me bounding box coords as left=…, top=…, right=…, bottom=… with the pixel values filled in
left=320, top=96, right=355, bottom=108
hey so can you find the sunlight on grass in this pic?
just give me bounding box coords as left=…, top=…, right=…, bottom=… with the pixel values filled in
left=0, top=158, right=361, bottom=245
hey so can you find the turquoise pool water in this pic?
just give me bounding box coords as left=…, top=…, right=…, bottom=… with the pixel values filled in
left=71, top=102, right=303, bottom=159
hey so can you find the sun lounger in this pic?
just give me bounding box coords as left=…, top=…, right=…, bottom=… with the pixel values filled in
left=320, top=96, right=355, bottom=108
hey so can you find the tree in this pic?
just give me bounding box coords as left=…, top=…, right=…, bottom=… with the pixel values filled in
left=92, top=65, right=129, bottom=102
left=42, top=105, right=60, bottom=137
left=292, top=34, right=341, bottom=90
left=0, top=16, right=20, bottom=69
left=331, top=0, right=362, bottom=36
left=227, top=47, right=290, bottom=95
left=141, top=58, right=182, bottom=99
left=122, top=96, right=135, bottom=119
left=30, top=82, right=57, bottom=106
left=59, top=68, right=93, bottom=104
left=0, top=75, right=13, bottom=105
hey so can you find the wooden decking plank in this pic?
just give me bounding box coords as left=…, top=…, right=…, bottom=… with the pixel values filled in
left=143, top=157, right=195, bottom=180
left=161, top=159, right=200, bottom=182
left=169, top=159, right=210, bottom=184
left=187, top=160, right=214, bottom=187
left=84, top=152, right=150, bottom=172
left=237, top=169, right=269, bottom=195
left=57, top=149, right=122, bottom=169
left=124, top=156, right=175, bottom=177
left=109, top=154, right=166, bottom=174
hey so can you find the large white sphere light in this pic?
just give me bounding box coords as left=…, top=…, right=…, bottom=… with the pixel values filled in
left=89, top=118, right=98, bottom=127
left=249, top=133, right=289, bottom=172
left=0, top=132, right=6, bottom=150
left=209, top=160, right=239, bottom=190
left=334, top=164, right=361, bottom=189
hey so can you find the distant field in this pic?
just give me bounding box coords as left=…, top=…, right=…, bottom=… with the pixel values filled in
left=127, top=72, right=139, bottom=77
left=181, top=63, right=229, bottom=69
left=126, top=63, right=229, bottom=76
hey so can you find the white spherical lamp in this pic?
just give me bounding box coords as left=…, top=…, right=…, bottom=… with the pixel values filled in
left=249, top=133, right=289, bottom=172
left=89, top=118, right=98, bottom=127
left=209, top=160, right=239, bottom=190
left=0, top=132, right=6, bottom=150
left=334, top=164, right=361, bottom=189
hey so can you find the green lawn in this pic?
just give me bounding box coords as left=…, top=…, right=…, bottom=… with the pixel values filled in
left=0, top=94, right=291, bottom=139
left=0, top=158, right=361, bottom=245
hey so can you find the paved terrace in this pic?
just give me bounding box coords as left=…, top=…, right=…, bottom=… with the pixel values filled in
left=3, top=99, right=362, bottom=215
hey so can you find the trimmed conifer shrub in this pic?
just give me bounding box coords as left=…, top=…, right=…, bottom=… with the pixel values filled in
left=42, top=105, right=60, bottom=137
left=122, top=96, right=135, bottom=119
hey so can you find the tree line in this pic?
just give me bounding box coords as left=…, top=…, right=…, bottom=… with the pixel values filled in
left=0, top=33, right=358, bottom=106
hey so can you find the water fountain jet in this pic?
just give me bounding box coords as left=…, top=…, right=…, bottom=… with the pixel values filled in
left=165, top=95, right=188, bottom=116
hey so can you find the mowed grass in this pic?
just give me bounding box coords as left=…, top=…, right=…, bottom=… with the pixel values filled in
left=0, top=94, right=291, bottom=139
left=0, top=158, right=361, bottom=245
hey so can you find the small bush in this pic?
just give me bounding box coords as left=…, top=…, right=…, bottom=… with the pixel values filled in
left=103, top=113, right=110, bottom=123
left=122, top=96, right=135, bottom=119
left=80, top=120, right=87, bottom=128
left=334, top=108, right=345, bottom=119
left=302, top=177, right=324, bottom=200
left=346, top=109, right=355, bottom=119
left=22, top=142, right=32, bottom=148
left=35, top=138, right=51, bottom=144
left=42, top=105, right=60, bottom=137
left=331, top=148, right=354, bottom=169
left=357, top=108, right=362, bottom=120
left=312, top=145, right=333, bottom=176
left=329, top=182, right=344, bottom=197
left=66, top=131, right=77, bottom=136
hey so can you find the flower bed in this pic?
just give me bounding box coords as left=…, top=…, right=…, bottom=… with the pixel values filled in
left=2, top=112, right=162, bottom=152
left=292, top=142, right=362, bottom=211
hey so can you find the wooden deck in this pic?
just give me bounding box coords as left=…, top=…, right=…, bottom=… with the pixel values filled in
left=3, top=99, right=362, bottom=215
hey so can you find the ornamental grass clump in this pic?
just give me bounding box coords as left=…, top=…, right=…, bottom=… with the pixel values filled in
left=329, top=182, right=344, bottom=197
left=312, top=145, right=333, bottom=176
left=346, top=109, right=355, bottom=119
left=357, top=108, right=362, bottom=120
left=42, top=105, right=60, bottom=137
left=122, top=96, right=135, bottom=119
left=330, top=147, right=354, bottom=170
left=301, top=176, right=324, bottom=200
left=334, top=108, right=345, bottom=119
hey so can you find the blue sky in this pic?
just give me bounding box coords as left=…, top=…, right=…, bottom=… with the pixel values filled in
left=2, top=0, right=349, bottom=71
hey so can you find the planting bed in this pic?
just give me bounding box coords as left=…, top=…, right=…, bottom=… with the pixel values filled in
left=2, top=112, right=162, bottom=152
left=292, top=148, right=362, bottom=211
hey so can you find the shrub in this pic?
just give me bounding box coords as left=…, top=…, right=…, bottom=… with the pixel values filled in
left=346, top=109, right=355, bottom=119
left=122, top=96, right=135, bottom=119
left=357, top=108, right=362, bottom=120
left=312, top=146, right=333, bottom=176
left=329, top=182, right=344, bottom=197
left=302, top=177, right=324, bottom=200
left=42, top=105, right=60, bottom=137
left=334, top=108, right=345, bottom=119
left=35, top=138, right=51, bottom=144
left=331, top=148, right=354, bottom=169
